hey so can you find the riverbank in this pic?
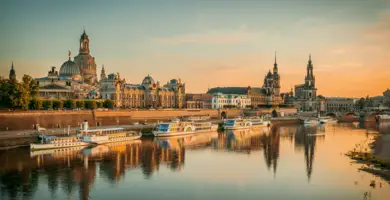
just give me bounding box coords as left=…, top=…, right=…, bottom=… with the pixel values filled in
left=0, top=109, right=242, bottom=131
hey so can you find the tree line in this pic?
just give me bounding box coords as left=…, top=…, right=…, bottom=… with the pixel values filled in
left=0, top=75, right=115, bottom=110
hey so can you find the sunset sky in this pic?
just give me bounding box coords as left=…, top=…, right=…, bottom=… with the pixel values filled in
left=1, top=0, right=389, bottom=97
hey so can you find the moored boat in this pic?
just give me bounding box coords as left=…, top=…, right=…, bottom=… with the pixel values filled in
left=223, top=116, right=270, bottom=130
left=30, top=135, right=90, bottom=151
left=153, top=119, right=195, bottom=137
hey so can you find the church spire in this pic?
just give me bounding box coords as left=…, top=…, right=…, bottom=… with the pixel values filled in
left=273, top=51, right=278, bottom=73
left=9, top=61, right=16, bottom=80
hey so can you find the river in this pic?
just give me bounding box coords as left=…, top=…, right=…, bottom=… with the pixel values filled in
left=0, top=123, right=389, bottom=200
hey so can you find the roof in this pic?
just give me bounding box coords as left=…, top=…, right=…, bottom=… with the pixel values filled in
left=207, top=87, right=248, bottom=95
left=207, top=87, right=268, bottom=95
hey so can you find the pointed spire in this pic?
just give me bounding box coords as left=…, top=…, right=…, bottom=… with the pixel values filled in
left=274, top=51, right=277, bottom=64
left=11, top=61, right=14, bottom=69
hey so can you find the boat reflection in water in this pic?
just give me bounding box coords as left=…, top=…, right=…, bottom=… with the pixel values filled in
left=1, top=124, right=390, bottom=200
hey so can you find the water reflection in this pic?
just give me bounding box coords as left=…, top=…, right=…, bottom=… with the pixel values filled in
left=0, top=124, right=389, bottom=200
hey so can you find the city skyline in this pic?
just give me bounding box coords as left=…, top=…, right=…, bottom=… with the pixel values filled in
left=1, top=0, right=390, bottom=97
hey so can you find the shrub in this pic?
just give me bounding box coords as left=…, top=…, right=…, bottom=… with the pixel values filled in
left=85, top=101, right=97, bottom=110
left=29, top=98, right=42, bottom=110
left=42, top=100, right=53, bottom=110
left=103, top=99, right=114, bottom=109
left=63, top=99, right=76, bottom=109
left=53, top=100, right=63, bottom=110
left=96, top=101, right=103, bottom=108
left=76, top=100, right=84, bottom=109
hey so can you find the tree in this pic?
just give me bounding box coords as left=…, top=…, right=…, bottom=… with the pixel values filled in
left=84, top=101, right=97, bottom=110
left=22, top=74, right=39, bottom=98
left=29, top=98, right=42, bottom=110
left=357, top=98, right=365, bottom=110
left=0, top=79, right=12, bottom=108
left=53, top=100, right=63, bottom=110
left=76, top=101, right=84, bottom=109
left=103, top=99, right=114, bottom=109
left=271, top=109, right=278, bottom=117
left=96, top=101, right=103, bottom=108
left=63, top=99, right=76, bottom=109
left=43, top=100, right=53, bottom=110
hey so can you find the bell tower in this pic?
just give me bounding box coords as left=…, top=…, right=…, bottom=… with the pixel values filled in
left=79, top=29, right=90, bottom=55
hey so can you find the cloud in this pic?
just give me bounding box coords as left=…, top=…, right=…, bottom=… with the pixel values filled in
left=154, top=30, right=260, bottom=45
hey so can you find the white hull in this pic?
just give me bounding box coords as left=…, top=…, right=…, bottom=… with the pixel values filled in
left=153, top=131, right=195, bottom=137
left=30, top=142, right=90, bottom=151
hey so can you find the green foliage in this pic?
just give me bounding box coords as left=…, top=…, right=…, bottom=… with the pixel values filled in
left=29, top=98, right=42, bottom=110
left=63, top=99, right=76, bottom=109
left=96, top=101, right=103, bottom=108
left=42, top=100, right=53, bottom=110
left=52, top=100, right=63, bottom=110
left=0, top=79, right=12, bottom=108
left=84, top=101, right=97, bottom=110
left=103, top=99, right=114, bottom=109
left=76, top=100, right=84, bottom=109
left=0, top=74, right=39, bottom=109
left=271, top=109, right=278, bottom=117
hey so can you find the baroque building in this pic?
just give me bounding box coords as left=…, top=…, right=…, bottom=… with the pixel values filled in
left=207, top=53, right=282, bottom=107
left=34, top=31, right=98, bottom=100
left=293, top=55, right=319, bottom=111
left=100, top=72, right=186, bottom=109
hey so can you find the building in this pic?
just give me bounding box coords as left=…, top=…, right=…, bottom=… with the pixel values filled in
left=100, top=73, right=186, bottom=109
left=73, top=30, right=98, bottom=85
left=207, top=53, right=282, bottom=107
left=211, top=93, right=251, bottom=109
left=294, top=55, right=319, bottom=111
left=185, top=93, right=213, bottom=109
left=34, top=31, right=99, bottom=100
left=325, top=97, right=358, bottom=113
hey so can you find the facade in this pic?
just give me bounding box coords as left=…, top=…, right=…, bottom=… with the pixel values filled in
left=100, top=73, right=186, bottom=109
left=294, top=55, right=319, bottom=111
left=325, top=98, right=358, bottom=113
left=211, top=93, right=251, bottom=109
left=34, top=31, right=98, bottom=100
left=185, top=93, right=213, bottom=109
left=207, top=54, right=281, bottom=107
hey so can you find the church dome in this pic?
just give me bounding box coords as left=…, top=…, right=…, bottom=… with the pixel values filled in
left=60, top=59, right=80, bottom=77
left=266, top=70, right=273, bottom=78
left=142, top=75, right=155, bottom=85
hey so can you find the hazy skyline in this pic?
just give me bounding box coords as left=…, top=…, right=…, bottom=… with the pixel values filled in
left=1, top=0, right=389, bottom=97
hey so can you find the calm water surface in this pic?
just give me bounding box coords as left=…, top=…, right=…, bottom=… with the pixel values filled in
left=0, top=123, right=389, bottom=200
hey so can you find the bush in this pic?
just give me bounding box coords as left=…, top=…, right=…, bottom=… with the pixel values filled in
left=53, top=100, right=63, bottom=110
left=42, top=100, right=53, bottom=110
left=64, top=99, right=76, bottom=109
left=76, top=100, right=84, bottom=109
left=29, top=98, right=42, bottom=110
left=85, top=101, right=97, bottom=110
left=96, top=101, right=103, bottom=108
left=103, top=99, right=114, bottom=109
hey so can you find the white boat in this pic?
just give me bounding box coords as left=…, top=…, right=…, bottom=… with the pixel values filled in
left=31, top=121, right=141, bottom=151
left=223, top=116, right=270, bottom=130
left=302, top=118, right=320, bottom=125
left=319, top=116, right=338, bottom=124
left=30, top=135, right=91, bottom=151
left=153, top=119, right=195, bottom=137
left=307, top=133, right=326, bottom=136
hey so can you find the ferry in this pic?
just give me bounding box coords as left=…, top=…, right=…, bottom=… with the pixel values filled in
left=223, top=116, right=270, bottom=130
left=319, top=116, right=338, bottom=124
left=31, top=121, right=141, bottom=151
left=30, top=135, right=90, bottom=151
left=182, top=115, right=211, bottom=121
left=81, top=127, right=141, bottom=145
left=153, top=119, right=196, bottom=137
left=302, top=118, right=320, bottom=125
left=192, top=120, right=218, bottom=133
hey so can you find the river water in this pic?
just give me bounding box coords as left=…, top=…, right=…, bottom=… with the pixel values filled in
left=0, top=123, right=389, bottom=200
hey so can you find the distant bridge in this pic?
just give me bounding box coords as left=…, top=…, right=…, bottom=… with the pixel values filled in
left=324, top=110, right=390, bottom=122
